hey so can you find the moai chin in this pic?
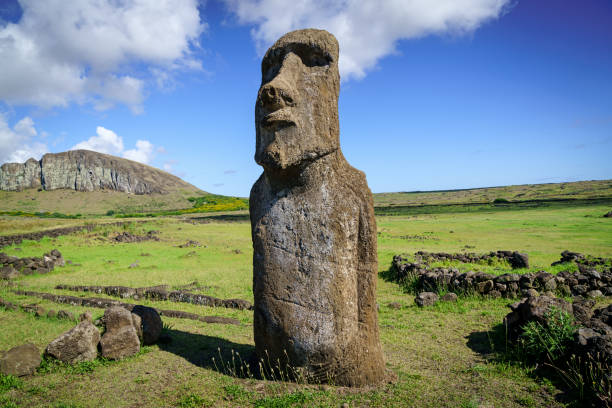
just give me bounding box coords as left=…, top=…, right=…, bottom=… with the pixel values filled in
left=249, top=29, right=386, bottom=386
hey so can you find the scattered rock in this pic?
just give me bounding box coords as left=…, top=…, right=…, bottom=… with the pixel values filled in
left=1, top=266, right=18, bottom=280
left=387, top=302, right=402, bottom=310
left=100, top=307, right=140, bottom=360
left=47, top=309, right=57, bottom=318
left=79, top=311, right=92, bottom=322
left=603, top=211, right=612, bottom=218
left=415, top=292, right=439, bottom=307
left=45, top=321, right=100, bottom=363
left=441, top=293, right=458, bottom=302
left=57, top=310, right=75, bottom=321
left=112, top=231, right=159, bottom=244
left=177, top=240, right=201, bottom=248
left=128, top=262, right=139, bottom=269
left=0, top=343, right=41, bottom=376
left=131, top=305, right=162, bottom=345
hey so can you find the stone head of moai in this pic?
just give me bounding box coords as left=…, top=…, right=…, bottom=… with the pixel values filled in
left=255, top=29, right=340, bottom=173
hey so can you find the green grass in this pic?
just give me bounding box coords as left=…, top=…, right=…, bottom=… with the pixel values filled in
left=0, top=200, right=610, bottom=407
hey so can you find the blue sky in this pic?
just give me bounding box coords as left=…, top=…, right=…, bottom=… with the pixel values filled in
left=0, top=0, right=610, bottom=196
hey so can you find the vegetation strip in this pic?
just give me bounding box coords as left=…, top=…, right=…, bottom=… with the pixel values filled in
left=55, top=284, right=254, bottom=310
left=0, top=221, right=145, bottom=248
left=11, top=290, right=241, bottom=325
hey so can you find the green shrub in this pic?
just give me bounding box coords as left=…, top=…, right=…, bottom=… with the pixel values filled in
left=106, top=210, right=115, bottom=216
left=493, top=198, right=510, bottom=204
left=517, top=306, right=577, bottom=363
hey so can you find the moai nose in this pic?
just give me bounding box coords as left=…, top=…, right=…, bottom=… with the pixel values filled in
left=260, top=82, right=295, bottom=111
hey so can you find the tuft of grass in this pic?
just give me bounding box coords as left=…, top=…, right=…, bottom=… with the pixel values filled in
left=254, top=390, right=320, bottom=408
left=0, top=374, right=22, bottom=393
left=177, top=393, right=209, bottom=408
left=517, top=307, right=577, bottom=363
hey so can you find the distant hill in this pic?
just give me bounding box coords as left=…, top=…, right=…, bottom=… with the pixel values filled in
left=0, top=150, right=201, bottom=195
left=373, top=179, right=612, bottom=207
left=0, top=150, right=207, bottom=216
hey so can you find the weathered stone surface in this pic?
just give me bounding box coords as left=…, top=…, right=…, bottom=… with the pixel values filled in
left=0, top=343, right=41, bottom=376
left=441, top=293, right=458, bottom=302
left=504, top=295, right=573, bottom=339
left=249, top=29, right=385, bottom=386
left=415, top=292, right=439, bottom=307
left=45, top=321, right=100, bottom=364
left=131, top=305, right=162, bottom=345
left=1, top=266, right=18, bottom=280
left=57, top=310, right=75, bottom=321
left=100, top=307, right=140, bottom=359
left=0, top=150, right=196, bottom=193
left=0, top=158, right=41, bottom=191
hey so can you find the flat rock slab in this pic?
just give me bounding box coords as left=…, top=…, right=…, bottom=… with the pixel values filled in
left=0, top=343, right=41, bottom=376
left=46, top=321, right=100, bottom=364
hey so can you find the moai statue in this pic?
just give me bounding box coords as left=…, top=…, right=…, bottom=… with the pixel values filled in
left=250, top=29, right=386, bottom=386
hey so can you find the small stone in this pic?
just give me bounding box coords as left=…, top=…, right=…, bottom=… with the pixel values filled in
left=441, top=293, right=458, bottom=302
left=128, top=262, right=139, bottom=269
left=522, top=289, right=539, bottom=298
left=35, top=306, right=46, bottom=317
left=0, top=343, right=41, bottom=376
left=415, top=292, right=439, bottom=307
left=57, top=310, right=75, bottom=321
left=79, top=311, right=93, bottom=322
left=387, top=302, right=402, bottom=309
left=47, top=309, right=57, bottom=318
left=585, top=290, right=603, bottom=299
left=0, top=266, right=18, bottom=280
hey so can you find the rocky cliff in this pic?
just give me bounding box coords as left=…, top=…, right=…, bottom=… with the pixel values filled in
left=0, top=150, right=196, bottom=194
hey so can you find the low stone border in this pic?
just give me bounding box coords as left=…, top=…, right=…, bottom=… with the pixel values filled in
left=390, top=251, right=612, bottom=298
left=10, top=290, right=240, bottom=325
left=55, top=284, right=253, bottom=310
left=0, top=220, right=148, bottom=248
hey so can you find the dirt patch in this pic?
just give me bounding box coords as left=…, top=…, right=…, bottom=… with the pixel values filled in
left=11, top=290, right=241, bottom=325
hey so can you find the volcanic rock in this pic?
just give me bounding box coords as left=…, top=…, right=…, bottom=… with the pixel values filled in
left=249, top=29, right=385, bottom=386
left=0, top=343, right=41, bottom=376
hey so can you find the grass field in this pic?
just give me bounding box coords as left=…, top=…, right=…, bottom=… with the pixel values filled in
left=0, top=196, right=611, bottom=407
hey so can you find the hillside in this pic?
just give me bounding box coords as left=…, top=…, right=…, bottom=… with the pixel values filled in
left=373, top=179, right=612, bottom=207
left=0, top=150, right=201, bottom=195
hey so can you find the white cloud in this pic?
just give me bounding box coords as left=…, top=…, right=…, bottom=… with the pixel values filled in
left=71, top=127, right=124, bottom=155
left=123, top=140, right=155, bottom=164
left=71, top=127, right=158, bottom=165
left=0, top=0, right=205, bottom=112
left=224, top=0, right=512, bottom=80
left=0, top=114, right=48, bottom=163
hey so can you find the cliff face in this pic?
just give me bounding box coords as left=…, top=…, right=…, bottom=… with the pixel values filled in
left=0, top=150, right=196, bottom=194
left=0, top=158, right=42, bottom=191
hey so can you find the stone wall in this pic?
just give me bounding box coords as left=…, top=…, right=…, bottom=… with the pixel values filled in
left=390, top=251, right=612, bottom=299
